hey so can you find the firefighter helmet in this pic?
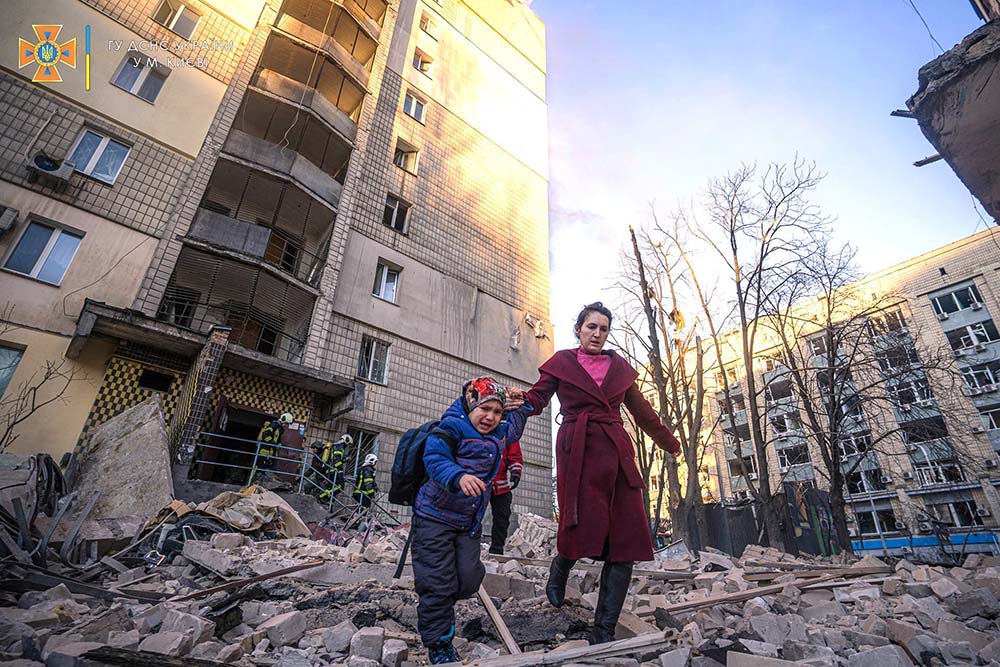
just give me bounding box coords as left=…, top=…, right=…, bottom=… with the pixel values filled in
left=337, top=434, right=354, bottom=446
left=364, top=453, right=378, bottom=467
left=279, top=412, right=294, bottom=424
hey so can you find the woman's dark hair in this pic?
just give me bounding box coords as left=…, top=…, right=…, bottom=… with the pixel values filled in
left=574, top=302, right=613, bottom=337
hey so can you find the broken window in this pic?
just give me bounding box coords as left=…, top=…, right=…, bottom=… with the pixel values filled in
left=383, top=194, right=410, bottom=233
left=357, top=335, right=390, bottom=383
left=777, top=444, right=809, bottom=469
left=931, top=284, right=984, bottom=316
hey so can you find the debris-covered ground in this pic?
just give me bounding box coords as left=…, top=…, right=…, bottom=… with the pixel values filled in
left=4, top=404, right=1000, bottom=667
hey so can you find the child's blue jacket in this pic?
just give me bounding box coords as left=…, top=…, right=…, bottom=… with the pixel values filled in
left=414, top=398, right=532, bottom=533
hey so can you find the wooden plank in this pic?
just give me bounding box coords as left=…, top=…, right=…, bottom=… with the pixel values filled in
left=477, top=585, right=521, bottom=655
left=101, top=555, right=131, bottom=574
left=169, top=559, right=326, bottom=602
left=84, top=646, right=231, bottom=666
left=485, top=554, right=695, bottom=581
left=0, top=526, right=32, bottom=564
left=452, top=629, right=675, bottom=667
left=743, top=566, right=891, bottom=582
left=384, top=630, right=421, bottom=644
left=642, top=569, right=888, bottom=616
left=743, top=560, right=836, bottom=571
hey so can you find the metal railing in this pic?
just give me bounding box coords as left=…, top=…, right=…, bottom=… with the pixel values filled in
left=190, top=431, right=399, bottom=528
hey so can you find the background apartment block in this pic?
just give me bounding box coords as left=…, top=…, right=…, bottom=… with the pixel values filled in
left=0, top=0, right=553, bottom=519
left=702, top=229, right=1000, bottom=556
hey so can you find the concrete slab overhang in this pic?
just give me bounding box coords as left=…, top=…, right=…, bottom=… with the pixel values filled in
left=907, top=21, right=1000, bottom=221
left=68, top=300, right=358, bottom=401
left=273, top=13, right=371, bottom=90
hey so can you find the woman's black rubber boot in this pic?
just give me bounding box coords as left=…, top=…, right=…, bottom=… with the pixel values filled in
left=589, top=561, right=633, bottom=645
left=545, top=554, right=576, bottom=608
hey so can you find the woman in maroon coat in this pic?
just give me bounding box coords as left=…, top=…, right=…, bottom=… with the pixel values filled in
left=523, top=302, right=681, bottom=644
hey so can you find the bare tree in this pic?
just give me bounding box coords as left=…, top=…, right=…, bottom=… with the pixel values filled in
left=0, top=303, right=80, bottom=453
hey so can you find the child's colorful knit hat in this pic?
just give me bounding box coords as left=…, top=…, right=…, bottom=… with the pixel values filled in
left=462, top=377, right=507, bottom=412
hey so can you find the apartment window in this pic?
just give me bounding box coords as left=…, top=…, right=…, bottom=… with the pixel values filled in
left=357, top=335, right=390, bottom=383
left=137, top=368, right=174, bottom=393
left=962, top=361, right=1000, bottom=390
left=807, top=334, right=830, bottom=356
left=418, top=11, right=438, bottom=38
left=981, top=407, right=1000, bottom=431
left=847, top=468, right=886, bottom=494
left=762, top=354, right=784, bottom=372
left=840, top=432, right=871, bottom=459
left=392, top=138, right=419, bottom=174
left=66, top=129, right=131, bottom=185
left=891, top=377, right=932, bottom=407
left=777, top=444, right=809, bottom=469
left=932, top=284, right=984, bottom=317
left=4, top=221, right=83, bottom=285
left=902, top=416, right=949, bottom=444
left=383, top=195, right=410, bottom=233
left=727, top=455, right=758, bottom=477
left=718, top=395, right=746, bottom=416
left=867, top=309, right=907, bottom=337
left=157, top=288, right=199, bottom=328
left=770, top=413, right=799, bottom=434
left=372, top=261, right=400, bottom=303
left=152, top=0, right=201, bottom=39
left=916, top=463, right=965, bottom=486
left=855, top=508, right=898, bottom=535
left=0, top=345, right=23, bottom=397
left=344, top=427, right=379, bottom=478
left=947, top=320, right=1000, bottom=352
left=402, top=91, right=426, bottom=122
left=876, top=345, right=919, bottom=372
left=764, top=382, right=793, bottom=404
left=412, top=48, right=433, bottom=76
left=927, top=500, right=983, bottom=527
left=111, top=52, right=169, bottom=103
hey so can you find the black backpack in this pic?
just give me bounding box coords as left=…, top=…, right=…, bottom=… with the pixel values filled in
left=388, top=421, right=458, bottom=506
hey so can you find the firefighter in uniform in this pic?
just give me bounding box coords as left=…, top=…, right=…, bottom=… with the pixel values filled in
left=254, top=412, right=293, bottom=482
left=313, top=434, right=351, bottom=500
left=353, top=453, right=379, bottom=511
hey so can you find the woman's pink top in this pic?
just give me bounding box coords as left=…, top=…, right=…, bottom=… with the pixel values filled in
left=576, top=347, right=611, bottom=387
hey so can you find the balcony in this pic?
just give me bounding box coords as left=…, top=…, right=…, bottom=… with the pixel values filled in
left=191, top=160, right=335, bottom=287
left=906, top=437, right=955, bottom=465
left=256, top=33, right=366, bottom=130
left=762, top=364, right=790, bottom=385
left=222, top=130, right=344, bottom=210
left=720, top=408, right=748, bottom=430
left=779, top=462, right=815, bottom=482
left=274, top=0, right=376, bottom=86
left=157, top=247, right=316, bottom=364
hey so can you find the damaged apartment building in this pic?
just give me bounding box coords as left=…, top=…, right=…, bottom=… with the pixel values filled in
left=0, top=0, right=553, bottom=517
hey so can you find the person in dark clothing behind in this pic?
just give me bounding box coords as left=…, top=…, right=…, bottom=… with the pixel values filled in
left=488, top=439, right=523, bottom=555
left=254, top=412, right=293, bottom=483
left=411, top=377, right=532, bottom=664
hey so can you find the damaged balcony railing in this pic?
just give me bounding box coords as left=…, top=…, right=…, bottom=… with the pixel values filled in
left=158, top=292, right=309, bottom=364
left=189, top=431, right=399, bottom=528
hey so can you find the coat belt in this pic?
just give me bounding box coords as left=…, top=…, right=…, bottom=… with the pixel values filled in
left=559, top=412, right=643, bottom=527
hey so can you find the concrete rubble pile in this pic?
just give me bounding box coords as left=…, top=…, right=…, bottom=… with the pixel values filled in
left=5, top=496, right=1000, bottom=667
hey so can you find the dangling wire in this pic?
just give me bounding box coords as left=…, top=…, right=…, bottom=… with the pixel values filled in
left=278, top=2, right=336, bottom=155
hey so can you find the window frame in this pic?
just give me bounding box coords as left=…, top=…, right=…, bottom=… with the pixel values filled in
left=0, top=344, right=24, bottom=398
left=418, top=11, right=439, bottom=39
left=412, top=47, right=433, bottom=76
left=371, top=260, right=400, bottom=303
left=402, top=91, right=426, bottom=123
left=357, top=334, right=390, bottom=384
left=777, top=444, right=810, bottom=469
left=963, top=362, right=1000, bottom=390
left=981, top=407, right=1000, bottom=431
left=392, top=138, right=420, bottom=174
left=65, top=128, right=131, bottom=185
left=151, top=0, right=202, bottom=39
left=111, top=51, right=169, bottom=103
left=383, top=194, right=410, bottom=233
left=2, top=219, right=84, bottom=286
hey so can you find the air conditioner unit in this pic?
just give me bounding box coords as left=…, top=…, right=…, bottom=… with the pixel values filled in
left=953, top=349, right=965, bottom=358
left=918, top=521, right=932, bottom=533
left=24, top=152, right=75, bottom=192
left=900, top=404, right=912, bottom=412
left=984, top=384, right=999, bottom=394
left=936, top=312, right=949, bottom=321
left=972, top=302, right=984, bottom=311
left=985, top=459, right=997, bottom=468
left=902, top=471, right=914, bottom=480
left=977, top=508, right=992, bottom=517
left=975, top=343, right=987, bottom=352
left=748, top=472, right=759, bottom=480
left=0, top=206, right=17, bottom=237
left=974, top=426, right=986, bottom=434
left=779, top=466, right=790, bottom=473
left=880, top=474, right=893, bottom=485
left=848, top=527, right=858, bottom=537
left=894, top=520, right=907, bottom=530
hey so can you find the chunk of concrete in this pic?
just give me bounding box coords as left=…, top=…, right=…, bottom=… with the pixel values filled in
left=848, top=645, right=914, bottom=667
left=161, top=608, right=216, bottom=643
left=209, top=532, right=248, bottom=550
left=953, top=588, right=1000, bottom=619
left=323, top=619, right=358, bottom=654
left=43, top=641, right=104, bottom=667
left=351, top=626, right=385, bottom=661
left=659, top=647, right=691, bottom=667
left=70, top=396, right=173, bottom=525
left=182, top=540, right=238, bottom=576
left=936, top=619, right=991, bottom=650
left=382, top=637, right=408, bottom=667
left=137, top=631, right=192, bottom=657
left=727, top=655, right=800, bottom=667
left=257, top=611, right=306, bottom=648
